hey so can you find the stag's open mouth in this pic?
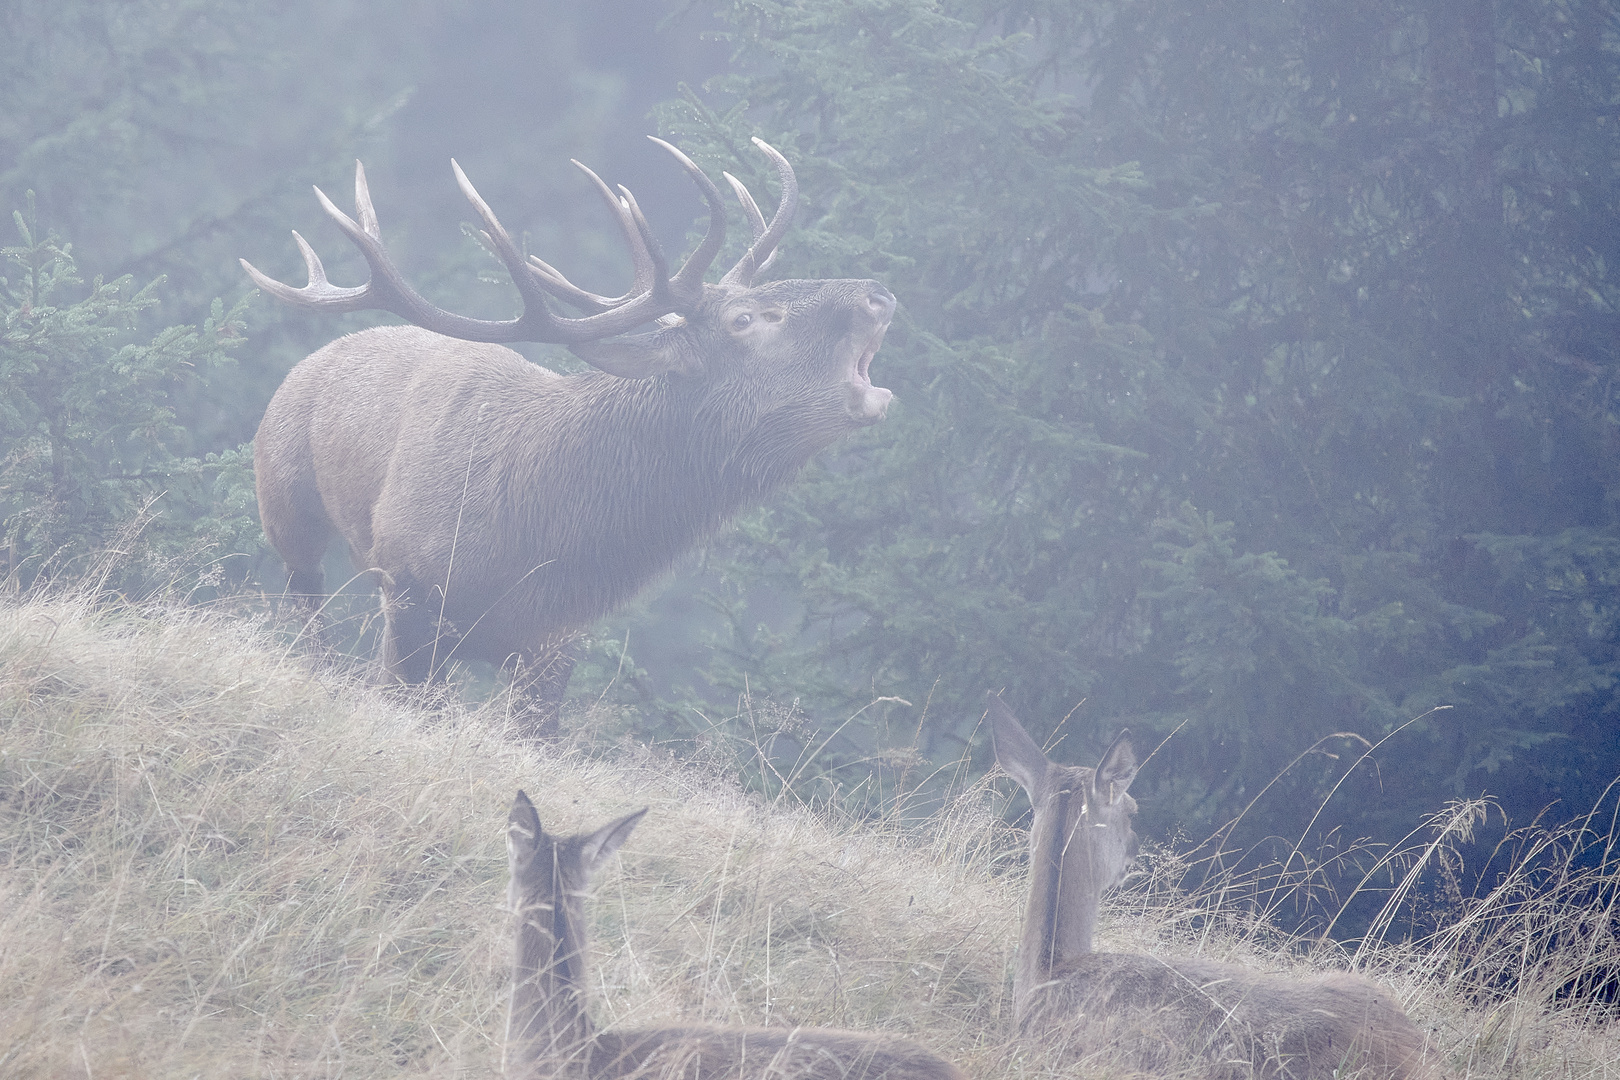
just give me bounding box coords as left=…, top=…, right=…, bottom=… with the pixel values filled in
left=856, top=324, right=888, bottom=386
left=847, top=321, right=893, bottom=422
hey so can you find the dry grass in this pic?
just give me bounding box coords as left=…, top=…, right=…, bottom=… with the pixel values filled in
left=0, top=590, right=1616, bottom=1078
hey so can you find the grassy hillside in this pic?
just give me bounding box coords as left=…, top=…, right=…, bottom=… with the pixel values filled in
left=1, top=592, right=1616, bottom=1077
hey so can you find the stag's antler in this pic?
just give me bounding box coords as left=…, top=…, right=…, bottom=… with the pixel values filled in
left=721, top=138, right=798, bottom=288
left=240, top=139, right=731, bottom=345
left=521, top=158, right=658, bottom=315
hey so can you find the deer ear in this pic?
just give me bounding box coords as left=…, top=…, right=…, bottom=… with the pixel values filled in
left=579, top=807, right=648, bottom=876
left=1096, top=729, right=1138, bottom=805
left=571, top=331, right=702, bottom=379
left=986, top=692, right=1050, bottom=799
left=508, top=790, right=543, bottom=872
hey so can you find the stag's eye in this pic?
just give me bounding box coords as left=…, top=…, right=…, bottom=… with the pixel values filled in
left=731, top=312, right=753, bottom=329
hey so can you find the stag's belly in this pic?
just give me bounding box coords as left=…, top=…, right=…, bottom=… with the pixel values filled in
left=375, top=512, right=698, bottom=664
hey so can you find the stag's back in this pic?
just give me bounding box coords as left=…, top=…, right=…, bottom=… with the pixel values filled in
left=256, top=326, right=557, bottom=568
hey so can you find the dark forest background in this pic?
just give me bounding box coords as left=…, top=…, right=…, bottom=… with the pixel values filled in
left=4, top=0, right=1618, bottom=871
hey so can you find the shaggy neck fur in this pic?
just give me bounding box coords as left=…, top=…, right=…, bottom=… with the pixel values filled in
left=494, top=369, right=828, bottom=628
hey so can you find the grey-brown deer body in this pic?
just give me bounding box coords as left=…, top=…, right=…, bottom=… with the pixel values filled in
left=247, top=140, right=892, bottom=734
left=986, top=694, right=1430, bottom=1079
left=504, top=793, right=966, bottom=1080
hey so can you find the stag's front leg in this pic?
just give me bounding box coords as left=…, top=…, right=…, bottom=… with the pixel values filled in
left=503, top=643, right=577, bottom=740
left=377, top=575, right=460, bottom=686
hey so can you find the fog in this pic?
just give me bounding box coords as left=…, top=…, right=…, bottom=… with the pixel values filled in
left=4, top=0, right=1616, bottom=885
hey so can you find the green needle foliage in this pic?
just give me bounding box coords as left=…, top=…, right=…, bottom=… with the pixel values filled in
left=4, top=0, right=1614, bottom=861
left=621, top=0, right=1620, bottom=845
left=1, top=196, right=257, bottom=594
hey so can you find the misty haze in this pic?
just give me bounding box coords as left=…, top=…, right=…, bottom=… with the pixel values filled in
left=2, top=0, right=1617, bottom=1076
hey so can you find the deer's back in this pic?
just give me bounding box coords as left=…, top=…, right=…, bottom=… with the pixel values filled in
left=579, top=1025, right=967, bottom=1080
left=1027, top=952, right=1428, bottom=1079
left=258, top=325, right=560, bottom=556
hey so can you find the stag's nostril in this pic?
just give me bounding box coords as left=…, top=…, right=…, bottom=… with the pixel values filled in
left=866, top=287, right=896, bottom=317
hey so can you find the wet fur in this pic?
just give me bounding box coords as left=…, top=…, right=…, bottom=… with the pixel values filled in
left=257, top=273, right=892, bottom=734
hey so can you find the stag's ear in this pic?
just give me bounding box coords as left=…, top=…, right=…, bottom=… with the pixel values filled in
left=986, top=692, right=1050, bottom=799
left=508, top=790, right=544, bottom=873
left=1096, top=729, right=1138, bottom=806
left=571, top=330, right=703, bottom=380
left=578, top=807, right=648, bottom=877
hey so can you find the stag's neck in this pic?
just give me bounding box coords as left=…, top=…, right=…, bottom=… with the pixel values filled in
left=1016, top=790, right=1099, bottom=1015
left=505, top=373, right=803, bottom=564
left=567, top=372, right=805, bottom=504
left=506, top=895, right=596, bottom=1079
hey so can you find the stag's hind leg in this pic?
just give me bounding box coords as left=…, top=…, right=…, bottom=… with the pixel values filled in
left=256, top=424, right=336, bottom=641
left=262, top=508, right=330, bottom=602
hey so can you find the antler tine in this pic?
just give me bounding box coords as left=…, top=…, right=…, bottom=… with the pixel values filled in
left=241, top=228, right=363, bottom=310
left=449, top=159, right=564, bottom=318
left=353, top=160, right=381, bottom=239
left=581, top=161, right=658, bottom=298
left=237, top=164, right=391, bottom=311
left=721, top=139, right=798, bottom=288
left=647, top=136, right=727, bottom=300
left=522, top=160, right=660, bottom=315
left=720, top=171, right=776, bottom=285
left=749, top=138, right=798, bottom=259
left=723, top=172, right=768, bottom=239
left=615, top=183, right=672, bottom=288
left=243, top=147, right=754, bottom=345
left=525, top=255, right=580, bottom=295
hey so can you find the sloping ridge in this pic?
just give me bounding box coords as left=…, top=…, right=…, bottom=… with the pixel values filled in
left=0, top=596, right=1009, bottom=1078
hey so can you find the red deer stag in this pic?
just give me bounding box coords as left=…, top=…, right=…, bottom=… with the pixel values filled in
left=985, top=693, right=1431, bottom=1079
left=503, top=791, right=966, bottom=1080
left=244, top=139, right=894, bottom=736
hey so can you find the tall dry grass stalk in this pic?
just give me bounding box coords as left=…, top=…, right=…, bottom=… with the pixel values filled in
left=1, top=587, right=1617, bottom=1077
left=0, top=590, right=1014, bottom=1077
